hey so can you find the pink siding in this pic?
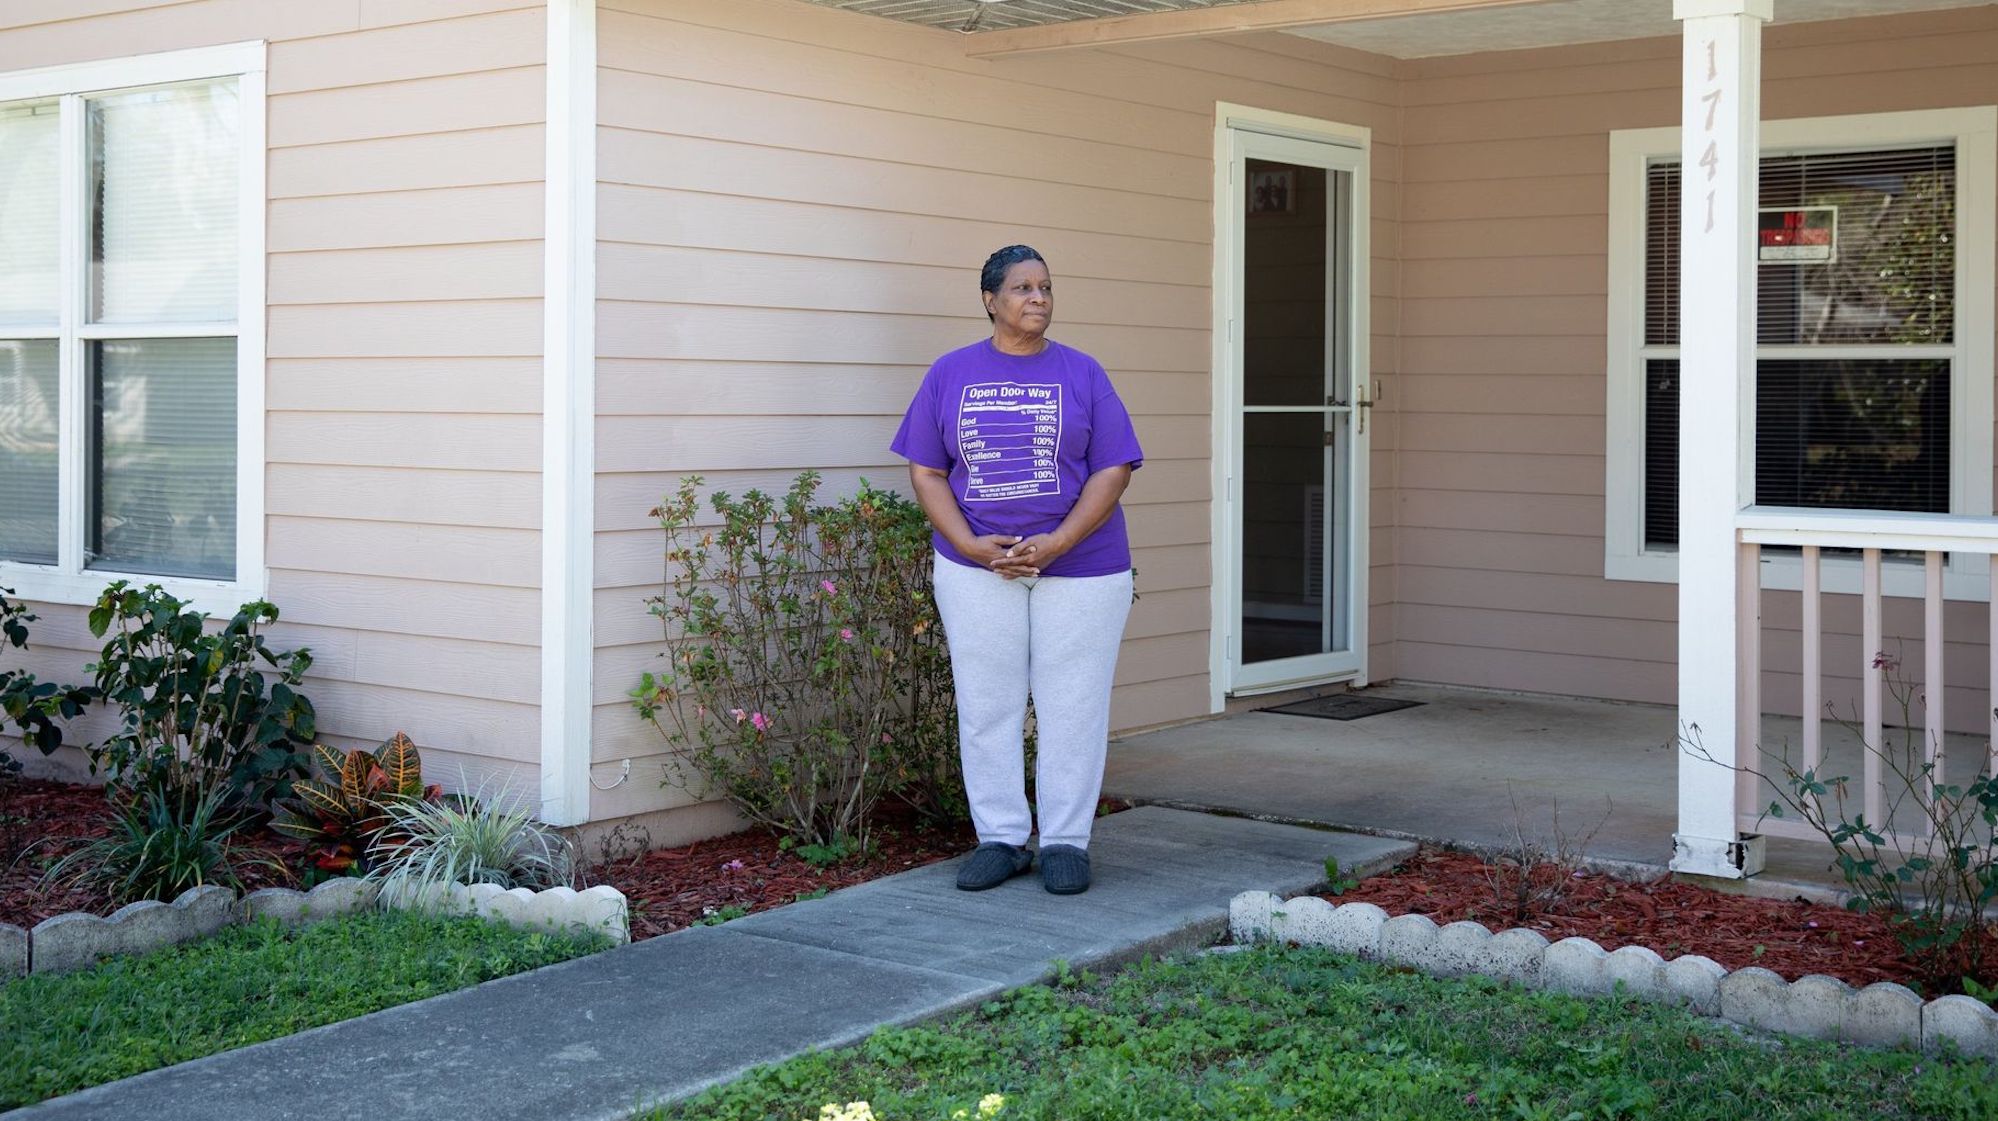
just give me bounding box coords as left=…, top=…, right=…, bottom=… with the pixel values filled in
left=587, top=0, right=1405, bottom=828
left=1395, top=6, right=1998, bottom=731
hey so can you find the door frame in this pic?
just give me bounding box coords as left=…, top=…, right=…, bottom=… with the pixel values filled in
left=1208, top=103, right=1373, bottom=711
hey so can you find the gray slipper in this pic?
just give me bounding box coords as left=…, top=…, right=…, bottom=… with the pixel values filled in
left=955, top=842, right=1032, bottom=891
left=1038, top=844, right=1091, bottom=895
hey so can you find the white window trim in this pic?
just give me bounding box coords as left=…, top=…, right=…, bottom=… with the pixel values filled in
left=0, top=42, right=267, bottom=616
left=1606, top=105, right=1998, bottom=600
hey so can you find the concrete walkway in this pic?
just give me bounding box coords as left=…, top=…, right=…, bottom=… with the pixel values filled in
left=8, top=807, right=1411, bottom=1121
left=1102, top=682, right=1975, bottom=892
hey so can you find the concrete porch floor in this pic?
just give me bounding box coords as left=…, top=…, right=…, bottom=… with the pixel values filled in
left=1102, top=683, right=1989, bottom=897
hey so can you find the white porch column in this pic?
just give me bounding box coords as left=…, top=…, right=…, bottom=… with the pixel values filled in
left=1670, top=0, right=1769, bottom=878
left=540, top=0, right=597, bottom=827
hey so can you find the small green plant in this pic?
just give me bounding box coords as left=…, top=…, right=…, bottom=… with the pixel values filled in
left=42, top=782, right=260, bottom=904
left=632, top=472, right=964, bottom=849
left=364, top=778, right=575, bottom=898
left=793, top=886, right=831, bottom=903
left=781, top=832, right=864, bottom=869
left=86, top=581, right=315, bottom=810
left=1322, top=855, right=1359, bottom=896
left=699, top=903, right=750, bottom=926
left=0, top=588, right=96, bottom=778
left=270, top=734, right=440, bottom=875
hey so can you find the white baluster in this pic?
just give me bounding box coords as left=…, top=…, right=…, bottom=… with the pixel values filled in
left=1802, top=545, right=1821, bottom=776
left=1863, top=548, right=1884, bottom=828
left=1924, top=551, right=1945, bottom=837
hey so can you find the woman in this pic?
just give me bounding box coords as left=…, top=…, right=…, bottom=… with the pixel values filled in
left=890, top=245, right=1143, bottom=895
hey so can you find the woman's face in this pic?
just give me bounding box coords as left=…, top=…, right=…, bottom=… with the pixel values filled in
left=984, top=259, right=1053, bottom=338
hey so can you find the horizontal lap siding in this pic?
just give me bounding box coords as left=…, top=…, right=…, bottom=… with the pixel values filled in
left=1395, top=8, right=1998, bottom=729
left=0, top=1, right=548, bottom=789
left=590, top=0, right=1402, bottom=822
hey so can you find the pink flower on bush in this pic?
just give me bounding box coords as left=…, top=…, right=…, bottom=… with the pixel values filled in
left=881, top=733, right=893, bottom=744
left=821, top=580, right=838, bottom=596
left=749, top=711, right=772, bottom=732
left=840, top=628, right=855, bottom=642
left=729, top=708, right=747, bottom=724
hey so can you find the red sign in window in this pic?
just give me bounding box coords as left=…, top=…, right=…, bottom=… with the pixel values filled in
left=1758, top=207, right=1837, bottom=262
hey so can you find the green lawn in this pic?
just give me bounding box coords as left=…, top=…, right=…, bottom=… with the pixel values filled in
left=645, top=946, right=1995, bottom=1121
left=1, top=910, right=609, bottom=1109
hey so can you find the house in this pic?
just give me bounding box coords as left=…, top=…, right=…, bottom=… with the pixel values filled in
left=1, top=0, right=1992, bottom=871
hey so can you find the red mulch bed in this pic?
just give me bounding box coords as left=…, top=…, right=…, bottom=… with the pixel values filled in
left=0, top=776, right=974, bottom=939
left=1324, top=848, right=1916, bottom=991
left=0, top=778, right=306, bottom=928
left=581, top=811, right=975, bottom=941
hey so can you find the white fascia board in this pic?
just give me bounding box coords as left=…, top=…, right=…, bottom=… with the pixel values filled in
left=541, top=0, right=596, bottom=828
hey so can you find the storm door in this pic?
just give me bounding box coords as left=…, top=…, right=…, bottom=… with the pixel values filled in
left=1220, top=125, right=1370, bottom=694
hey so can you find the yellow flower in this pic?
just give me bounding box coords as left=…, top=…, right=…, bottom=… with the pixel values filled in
left=814, top=1103, right=876, bottom=1121
left=978, top=1093, right=1006, bottom=1117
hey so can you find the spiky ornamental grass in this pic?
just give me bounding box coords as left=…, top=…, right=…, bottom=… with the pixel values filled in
left=365, top=786, right=576, bottom=899
left=41, top=782, right=265, bottom=904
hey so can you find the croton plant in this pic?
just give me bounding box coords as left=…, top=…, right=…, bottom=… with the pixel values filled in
left=271, top=732, right=442, bottom=874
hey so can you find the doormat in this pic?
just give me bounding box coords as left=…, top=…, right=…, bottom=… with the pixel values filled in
left=1260, top=694, right=1423, bottom=721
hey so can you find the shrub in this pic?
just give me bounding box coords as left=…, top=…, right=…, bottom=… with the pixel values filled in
left=42, top=782, right=259, bottom=904
left=0, top=588, right=96, bottom=778
left=270, top=733, right=441, bottom=876
left=365, top=782, right=575, bottom=898
left=632, top=472, right=962, bottom=848
left=85, top=581, right=314, bottom=811
left=1688, top=653, right=1998, bottom=996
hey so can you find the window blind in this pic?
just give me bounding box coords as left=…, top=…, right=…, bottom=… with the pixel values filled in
left=89, top=338, right=235, bottom=579
left=89, top=82, right=238, bottom=324
left=0, top=101, right=59, bottom=327
left=0, top=340, right=58, bottom=564
left=1641, top=144, right=1957, bottom=550
left=1645, top=145, right=1956, bottom=347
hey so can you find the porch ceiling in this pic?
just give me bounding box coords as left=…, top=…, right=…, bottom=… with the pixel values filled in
left=797, top=0, right=1274, bottom=35
left=800, top=0, right=1998, bottom=56
left=1290, top=0, right=1998, bottom=59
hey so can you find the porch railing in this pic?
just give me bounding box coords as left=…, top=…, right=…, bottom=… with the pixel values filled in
left=1734, top=506, right=1998, bottom=849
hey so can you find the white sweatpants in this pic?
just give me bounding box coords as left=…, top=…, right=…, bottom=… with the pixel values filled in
left=931, top=553, right=1134, bottom=850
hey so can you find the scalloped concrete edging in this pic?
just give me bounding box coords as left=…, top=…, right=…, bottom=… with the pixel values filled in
left=1231, top=891, right=1998, bottom=1061
left=3, top=879, right=629, bottom=978
left=376, top=881, right=630, bottom=945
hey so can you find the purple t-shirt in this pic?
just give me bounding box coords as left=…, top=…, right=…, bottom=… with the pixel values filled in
left=891, top=338, right=1144, bottom=577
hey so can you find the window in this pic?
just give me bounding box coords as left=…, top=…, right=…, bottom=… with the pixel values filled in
left=1606, top=108, right=1997, bottom=595
left=0, top=44, right=265, bottom=609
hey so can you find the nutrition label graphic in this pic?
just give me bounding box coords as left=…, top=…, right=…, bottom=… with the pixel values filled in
left=955, top=381, right=1063, bottom=503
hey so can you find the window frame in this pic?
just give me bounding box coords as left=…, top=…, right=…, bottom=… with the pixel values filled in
left=0, top=42, right=266, bottom=613
left=1606, top=106, right=1997, bottom=599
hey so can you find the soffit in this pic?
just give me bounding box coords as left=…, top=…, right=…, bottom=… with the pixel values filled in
left=796, top=0, right=1271, bottom=35
left=1287, top=0, right=1998, bottom=59
left=801, top=0, right=1996, bottom=56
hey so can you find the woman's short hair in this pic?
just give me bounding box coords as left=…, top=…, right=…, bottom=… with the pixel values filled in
left=980, top=245, right=1047, bottom=320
